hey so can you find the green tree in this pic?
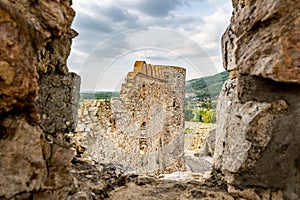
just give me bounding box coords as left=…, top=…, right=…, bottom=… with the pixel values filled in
left=200, top=109, right=216, bottom=123
left=185, top=109, right=193, bottom=121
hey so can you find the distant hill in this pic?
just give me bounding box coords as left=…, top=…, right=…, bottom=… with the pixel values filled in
left=80, top=91, right=119, bottom=100
left=80, top=71, right=229, bottom=101
left=185, top=71, right=229, bottom=99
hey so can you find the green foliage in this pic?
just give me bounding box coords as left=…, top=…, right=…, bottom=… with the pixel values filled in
left=184, top=128, right=194, bottom=134
left=79, top=98, right=84, bottom=103
left=186, top=71, right=229, bottom=99
left=184, top=71, right=227, bottom=123
left=185, top=108, right=216, bottom=123
left=199, top=109, right=216, bottom=123
left=190, top=118, right=200, bottom=122
left=80, top=91, right=119, bottom=100
left=185, top=109, right=194, bottom=121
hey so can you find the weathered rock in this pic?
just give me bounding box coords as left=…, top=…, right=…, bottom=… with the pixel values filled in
left=0, top=0, right=79, bottom=199
left=0, top=0, right=75, bottom=117
left=0, top=4, right=39, bottom=117
left=0, top=117, right=47, bottom=199
left=68, top=158, right=285, bottom=200
left=42, top=143, right=76, bottom=192
left=185, top=154, right=212, bottom=173
left=214, top=76, right=300, bottom=199
left=199, top=128, right=216, bottom=157
left=222, top=0, right=300, bottom=83
left=216, top=1, right=300, bottom=199
left=5, top=155, right=282, bottom=199
left=75, top=61, right=186, bottom=174
left=1, top=0, right=299, bottom=199
left=37, top=72, right=80, bottom=134
left=227, top=185, right=284, bottom=200
left=37, top=29, right=78, bottom=75
left=185, top=123, right=213, bottom=153
left=206, top=128, right=216, bottom=156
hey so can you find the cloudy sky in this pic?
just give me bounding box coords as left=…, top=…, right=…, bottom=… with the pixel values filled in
left=68, top=0, right=232, bottom=91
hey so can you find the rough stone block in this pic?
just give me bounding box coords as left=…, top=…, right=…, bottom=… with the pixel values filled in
left=0, top=0, right=78, bottom=199
left=213, top=76, right=300, bottom=199
left=199, top=128, right=216, bottom=157
left=222, top=0, right=300, bottom=83
left=37, top=72, right=80, bottom=134
left=0, top=5, right=39, bottom=116
left=0, top=117, right=47, bottom=198
left=75, top=62, right=186, bottom=174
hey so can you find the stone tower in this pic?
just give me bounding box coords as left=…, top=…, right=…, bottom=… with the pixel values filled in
left=77, top=61, right=186, bottom=174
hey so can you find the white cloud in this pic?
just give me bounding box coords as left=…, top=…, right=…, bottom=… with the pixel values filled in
left=68, top=0, right=232, bottom=91
left=192, top=6, right=231, bottom=52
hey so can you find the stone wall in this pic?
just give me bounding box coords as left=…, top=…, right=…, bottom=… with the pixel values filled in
left=1, top=0, right=299, bottom=199
left=0, top=0, right=79, bottom=199
left=76, top=61, right=186, bottom=174
left=213, top=0, right=300, bottom=199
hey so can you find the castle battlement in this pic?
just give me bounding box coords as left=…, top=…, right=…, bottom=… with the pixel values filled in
left=76, top=61, right=186, bottom=174
left=133, top=60, right=165, bottom=80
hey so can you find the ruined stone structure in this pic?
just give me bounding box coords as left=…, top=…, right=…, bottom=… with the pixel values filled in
left=213, top=0, right=300, bottom=199
left=0, top=0, right=299, bottom=199
left=0, top=0, right=80, bottom=199
left=76, top=61, right=186, bottom=174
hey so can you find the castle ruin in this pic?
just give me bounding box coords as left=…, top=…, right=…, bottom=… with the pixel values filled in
left=0, top=0, right=299, bottom=199
left=76, top=61, right=186, bottom=174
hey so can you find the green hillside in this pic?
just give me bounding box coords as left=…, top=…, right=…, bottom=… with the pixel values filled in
left=80, top=71, right=229, bottom=102
left=80, top=91, right=119, bottom=100
left=186, top=71, right=229, bottom=99
left=185, top=71, right=229, bottom=123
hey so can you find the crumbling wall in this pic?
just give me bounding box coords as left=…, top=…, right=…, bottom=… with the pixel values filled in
left=0, top=0, right=79, bottom=199
left=76, top=61, right=186, bottom=174
left=213, top=0, right=300, bottom=199
left=1, top=0, right=299, bottom=199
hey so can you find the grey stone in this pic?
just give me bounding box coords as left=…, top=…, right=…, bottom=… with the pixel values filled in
left=213, top=76, right=300, bottom=199
left=37, top=72, right=81, bottom=134
left=75, top=62, right=186, bottom=174
left=0, top=117, right=47, bottom=198
left=199, top=128, right=216, bottom=157
left=222, top=0, right=300, bottom=83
